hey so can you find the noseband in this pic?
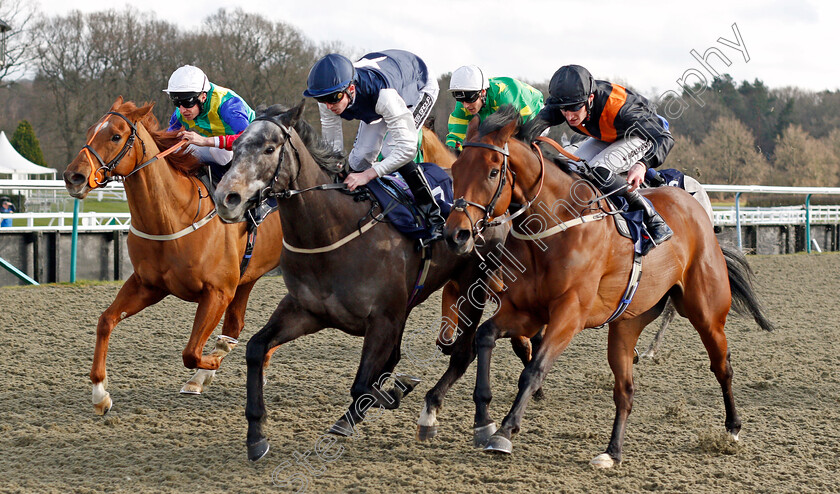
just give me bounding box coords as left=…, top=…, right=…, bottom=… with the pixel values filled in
left=253, top=116, right=347, bottom=203
left=453, top=140, right=545, bottom=238
left=80, top=111, right=143, bottom=187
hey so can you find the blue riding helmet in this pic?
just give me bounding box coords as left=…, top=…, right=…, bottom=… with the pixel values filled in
left=303, top=54, right=356, bottom=98
left=548, top=64, right=595, bottom=107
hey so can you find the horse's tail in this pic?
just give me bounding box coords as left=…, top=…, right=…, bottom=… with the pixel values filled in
left=721, top=244, right=775, bottom=331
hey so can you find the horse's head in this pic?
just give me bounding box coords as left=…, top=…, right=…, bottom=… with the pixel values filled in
left=64, top=97, right=154, bottom=199
left=214, top=101, right=306, bottom=223
left=446, top=105, right=522, bottom=255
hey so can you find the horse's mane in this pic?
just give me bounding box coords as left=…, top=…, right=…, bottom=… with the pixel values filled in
left=114, top=101, right=203, bottom=175
left=257, top=104, right=345, bottom=175
left=478, top=104, right=576, bottom=174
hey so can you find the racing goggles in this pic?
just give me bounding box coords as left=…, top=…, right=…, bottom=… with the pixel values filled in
left=452, top=90, right=482, bottom=103
left=559, top=101, right=586, bottom=112
left=315, top=91, right=345, bottom=104
left=171, top=95, right=201, bottom=109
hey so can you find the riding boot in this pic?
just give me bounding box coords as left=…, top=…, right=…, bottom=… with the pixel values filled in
left=591, top=166, right=673, bottom=251
left=397, top=162, right=446, bottom=240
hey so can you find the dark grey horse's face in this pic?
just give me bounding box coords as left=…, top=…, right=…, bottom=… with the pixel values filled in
left=215, top=120, right=296, bottom=223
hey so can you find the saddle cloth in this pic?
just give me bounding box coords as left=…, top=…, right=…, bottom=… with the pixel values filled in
left=366, top=162, right=454, bottom=240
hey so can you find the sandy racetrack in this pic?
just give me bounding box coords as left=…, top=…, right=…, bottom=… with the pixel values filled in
left=1, top=253, right=839, bottom=493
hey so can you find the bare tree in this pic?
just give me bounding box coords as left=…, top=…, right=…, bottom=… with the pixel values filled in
left=0, top=0, right=39, bottom=85
left=773, top=125, right=839, bottom=187
left=698, top=116, right=768, bottom=185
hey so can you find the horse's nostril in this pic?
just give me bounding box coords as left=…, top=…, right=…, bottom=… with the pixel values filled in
left=224, top=193, right=242, bottom=208
left=455, top=229, right=471, bottom=245
left=63, top=171, right=86, bottom=186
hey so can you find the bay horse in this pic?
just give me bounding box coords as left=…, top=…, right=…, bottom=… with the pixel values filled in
left=445, top=105, right=773, bottom=467
left=63, top=97, right=285, bottom=415
left=212, top=101, right=509, bottom=462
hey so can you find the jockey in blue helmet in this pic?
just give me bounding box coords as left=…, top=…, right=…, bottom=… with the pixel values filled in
left=303, top=50, right=445, bottom=238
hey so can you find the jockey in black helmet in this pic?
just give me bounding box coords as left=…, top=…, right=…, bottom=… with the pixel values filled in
left=538, top=64, right=674, bottom=252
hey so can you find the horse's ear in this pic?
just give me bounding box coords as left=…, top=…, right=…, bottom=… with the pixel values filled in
left=497, top=116, right=520, bottom=143
left=110, top=96, right=124, bottom=111
left=128, top=103, right=155, bottom=121
left=465, top=116, right=480, bottom=142
left=279, top=99, right=305, bottom=128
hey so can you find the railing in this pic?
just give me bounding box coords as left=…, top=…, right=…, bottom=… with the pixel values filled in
left=703, top=184, right=840, bottom=252
left=3, top=180, right=840, bottom=250
left=0, top=212, right=131, bottom=230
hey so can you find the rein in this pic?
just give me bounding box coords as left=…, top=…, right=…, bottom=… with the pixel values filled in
left=254, top=116, right=387, bottom=254
left=80, top=110, right=215, bottom=241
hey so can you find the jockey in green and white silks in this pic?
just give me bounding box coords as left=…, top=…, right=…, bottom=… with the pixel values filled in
left=446, top=65, right=544, bottom=151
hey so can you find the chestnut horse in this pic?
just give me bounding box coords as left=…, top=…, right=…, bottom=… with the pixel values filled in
left=63, top=98, right=285, bottom=415
left=445, top=106, right=773, bottom=467
left=212, top=101, right=509, bottom=461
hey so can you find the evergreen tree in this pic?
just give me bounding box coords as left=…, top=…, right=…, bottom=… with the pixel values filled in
left=10, top=120, right=47, bottom=166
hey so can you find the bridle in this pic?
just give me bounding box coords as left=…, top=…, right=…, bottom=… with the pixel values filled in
left=452, top=139, right=545, bottom=239
left=78, top=111, right=186, bottom=188
left=252, top=116, right=347, bottom=205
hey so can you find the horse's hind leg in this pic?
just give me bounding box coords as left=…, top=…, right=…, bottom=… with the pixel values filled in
left=591, top=314, right=653, bottom=468
left=676, top=275, right=741, bottom=441
left=329, top=315, right=406, bottom=437
left=91, top=274, right=166, bottom=415
left=511, top=328, right=546, bottom=400
left=640, top=298, right=674, bottom=360
left=183, top=280, right=256, bottom=394
left=245, top=296, right=323, bottom=461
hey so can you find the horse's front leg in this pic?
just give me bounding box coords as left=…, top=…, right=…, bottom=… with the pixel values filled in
left=472, top=318, right=504, bottom=448
left=178, top=287, right=234, bottom=394
left=417, top=279, right=484, bottom=441
left=90, top=274, right=166, bottom=415
left=485, top=302, right=584, bottom=454
left=182, top=280, right=257, bottom=394
left=246, top=296, right=323, bottom=462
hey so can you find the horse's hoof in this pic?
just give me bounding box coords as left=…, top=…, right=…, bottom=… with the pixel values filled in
left=416, top=425, right=438, bottom=441
left=395, top=374, right=421, bottom=395
left=247, top=438, right=270, bottom=462
left=633, top=347, right=640, bottom=364
left=93, top=393, right=112, bottom=416
left=473, top=422, right=497, bottom=448
left=590, top=453, right=617, bottom=469
left=327, top=417, right=354, bottom=437
left=483, top=435, right=513, bottom=454
left=729, top=430, right=740, bottom=442
left=179, top=381, right=203, bottom=395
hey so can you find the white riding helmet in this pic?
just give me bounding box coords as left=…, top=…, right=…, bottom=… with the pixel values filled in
left=449, top=65, right=489, bottom=92
left=164, top=65, right=210, bottom=94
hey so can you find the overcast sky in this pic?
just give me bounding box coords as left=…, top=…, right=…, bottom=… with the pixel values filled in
left=29, top=0, right=840, bottom=96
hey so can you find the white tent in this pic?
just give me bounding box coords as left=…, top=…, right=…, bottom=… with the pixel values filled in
left=0, top=131, right=57, bottom=180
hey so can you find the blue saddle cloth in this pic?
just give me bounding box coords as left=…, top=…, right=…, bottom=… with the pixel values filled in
left=366, top=163, right=453, bottom=240
left=609, top=168, right=686, bottom=254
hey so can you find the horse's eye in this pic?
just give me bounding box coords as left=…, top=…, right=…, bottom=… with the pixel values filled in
left=265, top=146, right=275, bottom=155
left=489, top=169, right=500, bottom=179
left=111, top=134, right=121, bottom=142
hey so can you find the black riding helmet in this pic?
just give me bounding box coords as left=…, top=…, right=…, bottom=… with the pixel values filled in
left=547, top=65, right=595, bottom=108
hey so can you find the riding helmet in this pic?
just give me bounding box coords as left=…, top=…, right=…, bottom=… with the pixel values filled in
left=164, top=65, right=210, bottom=95
left=548, top=65, right=595, bottom=106
left=303, top=54, right=356, bottom=98
left=449, top=65, right=489, bottom=92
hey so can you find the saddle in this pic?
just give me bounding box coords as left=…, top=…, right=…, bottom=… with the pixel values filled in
left=365, top=163, right=454, bottom=242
